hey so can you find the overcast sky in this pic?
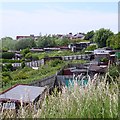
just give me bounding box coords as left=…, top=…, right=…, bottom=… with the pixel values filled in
left=0, top=1, right=118, bottom=39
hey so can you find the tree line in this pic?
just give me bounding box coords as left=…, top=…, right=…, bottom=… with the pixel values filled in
left=0, top=28, right=120, bottom=51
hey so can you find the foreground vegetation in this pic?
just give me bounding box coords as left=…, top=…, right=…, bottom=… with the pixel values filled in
left=39, top=77, right=118, bottom=118
left=1, top=73, right=119, bottom=118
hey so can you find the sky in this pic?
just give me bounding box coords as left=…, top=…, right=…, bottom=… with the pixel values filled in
left=0, top=0, right=118, bottom=39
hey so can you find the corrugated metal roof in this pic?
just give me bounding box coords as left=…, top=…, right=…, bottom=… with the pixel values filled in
left=0, top=84, right=46, bottom=103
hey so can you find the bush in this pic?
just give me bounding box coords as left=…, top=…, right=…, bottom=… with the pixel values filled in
left=2, top=72, right=13, bottom=86
left=15, top=38, right=36, bottom=50
left=21, top=61, right=25, bottom=68
left=108, top=65, right=120, bottom=79
left=85, top=44, right=97, bottom=51
left=13, top=71, right=29, bottom=80
left=21, top=48, right=30, bottom=57
left=25, top=52, right=32, bottom=60
left=2, top=63, right=13, bottom=71
left=49, top=59, right=63, bottom=67
left=100, top=58, right=109, bottom=62
left=32, top=54, right=39, bottom=61
left=2, top=52, right=15, bottom=59
left=2, top=59, right=21, bottom=63
left=1, top=47, right=8, bottom=52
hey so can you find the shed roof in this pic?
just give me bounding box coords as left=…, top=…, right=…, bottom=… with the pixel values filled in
left=88, top=65, right=107, bottom=72
left=0, top=84, right=46, bottom=103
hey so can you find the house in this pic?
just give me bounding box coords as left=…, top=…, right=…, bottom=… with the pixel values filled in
left=62, top=64, right=107, bottom=76
left=16, top=34, right=39, bottom=40
left=30, top=48, right=44, bottom=53
left=68, top=42, right=90, bottom=52
left=56, top=34, right=64, bottom=39
left=59, top=46, right=70, bottom=50
left=0, top=84, right=47, bottom=110
left=73, top=33, right=85, bottom=39
left=44, top=47, right=61, bottom=51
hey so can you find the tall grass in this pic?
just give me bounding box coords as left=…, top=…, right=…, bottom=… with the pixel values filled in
left=1, top=74, right=119, bottom=118
left=38, top=75, right=119, bottom=118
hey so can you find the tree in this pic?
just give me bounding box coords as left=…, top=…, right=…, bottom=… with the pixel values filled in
left=55, top=37, right=70, bottom=46
left=15, top=38, right=36, bottom=50
left=60, top=37, right=70, bottom=46
left=94, top=28, right=113, bottom=48
left=37, top=35, right=57, bottom=48
left=107, top=32, right=120, bottom=49
left=84, top=30, right=94, bottom=42
left=0, top=37, right=17, bottom=50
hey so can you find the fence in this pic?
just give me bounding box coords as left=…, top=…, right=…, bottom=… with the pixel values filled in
left=29, top=74, right=56, bottom=89
left=9, top=54, right=90, bottom=68
left=62, top=54, right=90, bottom=61
left=12, top=59, right=44, bottom=68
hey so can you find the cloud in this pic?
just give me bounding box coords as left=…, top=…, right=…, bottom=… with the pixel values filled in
left=0, top=8, right=118, bottom=39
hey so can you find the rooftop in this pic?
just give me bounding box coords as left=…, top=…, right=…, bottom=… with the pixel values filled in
left=0, top=84, right=47, bottom=103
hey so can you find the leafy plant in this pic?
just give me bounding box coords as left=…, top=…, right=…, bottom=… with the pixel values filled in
left=100, top=58, right=109, bottom=62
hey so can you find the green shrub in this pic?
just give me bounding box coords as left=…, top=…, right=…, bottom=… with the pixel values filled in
left=2, top=72, right=12, bottom=79
left=13, top=71, right=29, bottom=80
left=2, top=63, right=13, bottom=71
left=32, top=54, right=39, bottom=61
left=21, top=61, right=25, bottom=68
left=2, top=72, right=13, bottom=86
left=21, top=48, right=30, bottom=57
left=85, top=44, right=97, bottom=51
left=25, top=52, right=32, bottom=60
left=49, top=59, right=63, bottom=67
left=2, top=59, right=21, bottom=63
left=100, top=58, right=109, bottom=62
left=2, top=52, right=15, bottom=59
left=108, top=65, right=120, bottom=80
left=1, top=47, right=8, bottom=52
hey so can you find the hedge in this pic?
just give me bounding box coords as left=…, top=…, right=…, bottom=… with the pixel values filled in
left=2, top=52, right=15, bottom=59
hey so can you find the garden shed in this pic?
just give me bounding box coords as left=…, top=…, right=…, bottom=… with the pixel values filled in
left=0, top=84, right=47, bottom=110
